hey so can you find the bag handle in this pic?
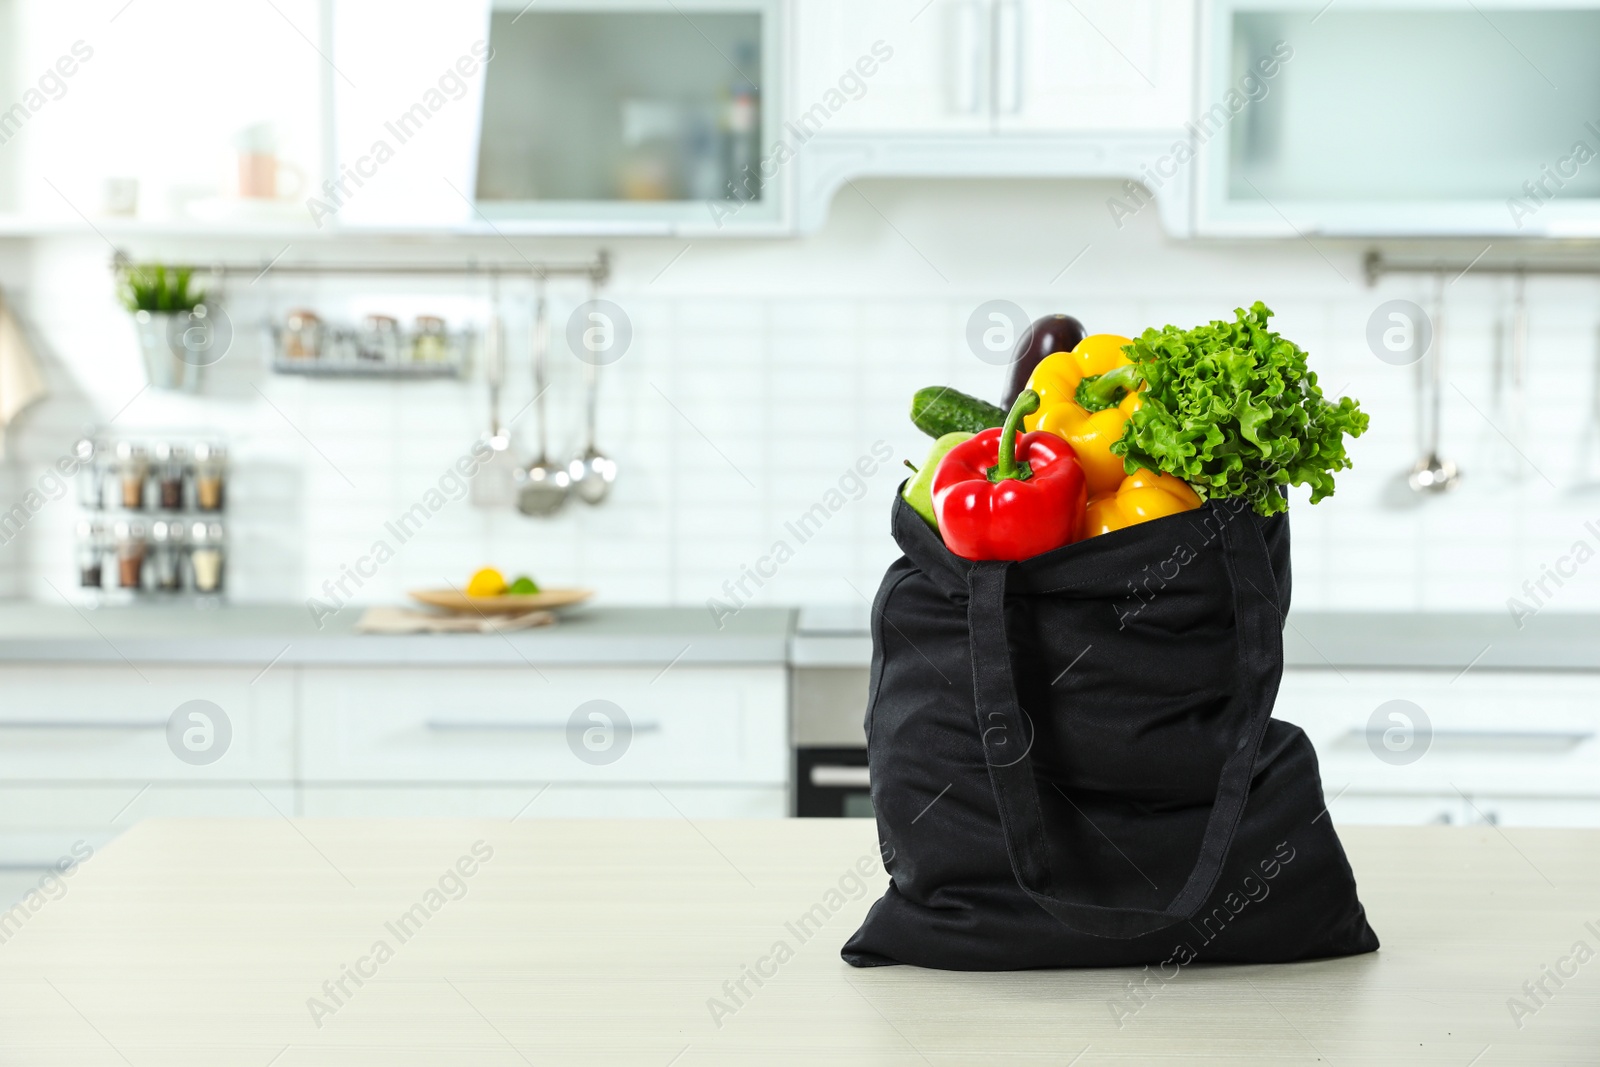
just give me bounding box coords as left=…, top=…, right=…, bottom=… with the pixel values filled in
left=969, top=508, right=1284, bottom=940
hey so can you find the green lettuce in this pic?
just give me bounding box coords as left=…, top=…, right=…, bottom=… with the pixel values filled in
left=1111, top=302, right=1369, bottom=517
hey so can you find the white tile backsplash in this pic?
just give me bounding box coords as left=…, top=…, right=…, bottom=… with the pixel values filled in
left=6, top=178, right=1600, bottom=624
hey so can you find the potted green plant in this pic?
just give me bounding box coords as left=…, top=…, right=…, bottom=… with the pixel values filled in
left=119, top=263, right=211, bottom=392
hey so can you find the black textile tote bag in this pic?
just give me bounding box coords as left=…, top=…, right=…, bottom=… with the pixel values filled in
left=843, top=493, right=1379, bottom=970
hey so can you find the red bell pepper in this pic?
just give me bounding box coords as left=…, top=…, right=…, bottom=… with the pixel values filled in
left=931, top=389, right=1087, bottom=561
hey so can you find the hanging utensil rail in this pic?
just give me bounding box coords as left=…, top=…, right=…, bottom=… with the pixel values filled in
left=1365, top=250, right=1600, bottom=284
left=111, top=249, right=610, bottom=284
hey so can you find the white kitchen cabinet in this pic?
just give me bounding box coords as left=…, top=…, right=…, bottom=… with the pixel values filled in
left=0, top=667, right=295, bottom=783
left=798, top=0, right=1192, bottom=135
left=0, top=0, right=325, bottom=230
left=0, top=660, right=296, bottom=869
left=1194, top=1, right=1600, bottom=236
left=326, top=0, right=492, bottom=230
left=1275, top=669, right=1600, bottom=825
left=794, top=0, right=989, bottom=133
left=484, top=0, right=788, bottom=233
left=0, top=658, right=790, bottom=864
left=788, top=0, right=1197, bottom=234
left=296, top=666, right=788, bottom=786
left=998, top=0, right=1193, bottom=132
left=2, top=0, right=1201, bottom=238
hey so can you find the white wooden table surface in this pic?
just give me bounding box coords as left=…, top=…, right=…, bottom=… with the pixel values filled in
left=0, top=819, right=1596, bottom=1065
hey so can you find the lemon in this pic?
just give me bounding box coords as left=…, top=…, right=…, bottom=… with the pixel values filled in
left=466, top=567, right=507, bottom=597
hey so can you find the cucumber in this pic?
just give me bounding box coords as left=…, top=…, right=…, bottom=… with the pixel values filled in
left=911, top=386, right=1007, bottom=438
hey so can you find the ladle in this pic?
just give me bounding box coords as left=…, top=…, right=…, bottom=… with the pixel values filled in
left=566, top=282, right=617, bottom=505
left=516, top=279, right=570, bottom=517
left=1409, top=275, right=1460, bottom=494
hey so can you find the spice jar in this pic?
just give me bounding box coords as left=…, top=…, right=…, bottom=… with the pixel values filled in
left=359, top=314, right=401, bottom=363
left=112, top=519, right=147, bottom=590
left=188, top=521, right=225, bottom=594
left=113, top=441, right=148, bottom=510
left=75, top=520, right=105, bottom=588
left=324, top=326, right=359, bottom=364
left=148, top=519, right=185, bottom=592
left=283, top=309, right=322, bottom=360
left=412, top=316, right=449, bottom=362
left=73, top=438, right=105, bottom=509
left=153, top=442, right=187, bottom=510
left=192, top=442, right=226, bottom=512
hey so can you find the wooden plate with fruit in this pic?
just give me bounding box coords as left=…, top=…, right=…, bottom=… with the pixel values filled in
left=408, top=569, right=593, bottom=615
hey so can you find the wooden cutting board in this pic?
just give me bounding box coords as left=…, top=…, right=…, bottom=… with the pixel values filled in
left=406, top=587, right=593, bottom=615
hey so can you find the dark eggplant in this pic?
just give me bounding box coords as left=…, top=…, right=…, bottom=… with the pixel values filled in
left=1002, top=314, right=1086, bottom=408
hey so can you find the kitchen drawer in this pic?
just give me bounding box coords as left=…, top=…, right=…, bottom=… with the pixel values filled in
left=301, top=785, right=787, bottom=819
left=0, top=783, right=296, bottom=866
left=297, top=667, right=788, bottom=785
left=1275, top=669, right=1600, bottom=798
left=1323, top=791, right=1600, bottom=829
left=0, top=667, right=294, bottom=782
left=1453, top=795, right=1600, bottom=829
left=1324, top=793, right=1466, bottom=827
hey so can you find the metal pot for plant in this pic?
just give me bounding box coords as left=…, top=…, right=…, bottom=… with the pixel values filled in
left=133, top=303, right=230, bottom=393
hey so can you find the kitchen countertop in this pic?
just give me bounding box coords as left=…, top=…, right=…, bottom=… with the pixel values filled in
left=0, top=603, right=793, bottom=667
left=1281, top=611, right=1600, bottom=672
left=792, top=608, right=1600, bottom=672
left=2, top=600, right=1600, bottom=670
left=0, top=819, right=1594, bottom=1064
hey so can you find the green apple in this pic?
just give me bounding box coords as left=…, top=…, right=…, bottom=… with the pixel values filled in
left=902, top=432, right=973, bottom=528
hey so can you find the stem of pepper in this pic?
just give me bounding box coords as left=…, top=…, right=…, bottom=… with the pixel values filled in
left=990, top=389, right=1040, bottom=482
left=1075, top=363, right=1144, bottom=413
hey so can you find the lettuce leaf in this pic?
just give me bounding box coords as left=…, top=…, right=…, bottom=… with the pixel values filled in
left=1111, top=302, right=1369, bottom=516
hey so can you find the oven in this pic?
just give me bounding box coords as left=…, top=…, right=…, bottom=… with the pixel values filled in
left=796, top=746, right=872, bottom=818
left=790, top=607, right=873, bottom=818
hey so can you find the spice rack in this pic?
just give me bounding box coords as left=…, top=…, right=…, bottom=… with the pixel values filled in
left=72, top=436, right=229, bottom=603
left=269, top=311, right=474, bottom=379
left=108, top=250, right=610, bottom=383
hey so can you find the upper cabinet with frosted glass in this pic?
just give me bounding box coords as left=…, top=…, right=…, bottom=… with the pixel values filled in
left=470, top=0, right=785, bottom=235
left=1196, top=0, right=1600, bottom=236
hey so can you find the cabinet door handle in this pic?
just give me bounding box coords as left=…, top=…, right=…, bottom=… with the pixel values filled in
left=949, top=0, right=989, bottom=116
left=810, top=765, right=871, bottom=788
left=993, top=0, right=1023, bottom=115
left=0, top=720, right=166, bottom=730
left=1340, top=728, right=1593, bottom=750
left=425, top=720, right=660, bottom=733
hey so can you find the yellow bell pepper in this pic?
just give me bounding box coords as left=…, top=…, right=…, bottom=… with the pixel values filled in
left=1022, top=334, right=1145, bottom=497
left=1084, top=469, right=1203, bottom=537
